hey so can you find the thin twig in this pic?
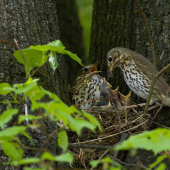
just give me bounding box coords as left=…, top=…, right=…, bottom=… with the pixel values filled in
left=117, top=160, right=148, bottom=169
left=43, top=127, right=62, bottom=146
left=90, top=150, right=109, bottom=170
left=153, top=122, right=170, bottom=129
left=134, top=0, right=156, bottom=115
left=31, top=66, right=43, bottom=77
left=0, top=39, right=17, bottom=48
left=14, top=39, right=31, bottom=78
left=156, top=63, right=170, bottom=78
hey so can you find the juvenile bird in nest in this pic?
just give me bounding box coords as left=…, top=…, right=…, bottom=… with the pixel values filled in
left=100, top=78, right=131, bottom=108
left=107, top=47, right=170, bottom=106
left=69, top=62, right=103, bottom=109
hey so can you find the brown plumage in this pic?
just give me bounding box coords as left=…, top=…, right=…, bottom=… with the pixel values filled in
left=107, top=47, right=170, bottom=106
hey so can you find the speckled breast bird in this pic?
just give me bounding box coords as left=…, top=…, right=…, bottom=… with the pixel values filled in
left=107, top=47, right=170, bottom=106
left=69, top=62, right=103, bottom=109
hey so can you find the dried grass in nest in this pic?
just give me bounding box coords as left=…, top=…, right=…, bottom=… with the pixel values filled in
left=68, top=105, right=150, bottom=168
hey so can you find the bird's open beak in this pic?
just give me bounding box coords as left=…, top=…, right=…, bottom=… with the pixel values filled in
left=90, top=61, right=101, bottom=73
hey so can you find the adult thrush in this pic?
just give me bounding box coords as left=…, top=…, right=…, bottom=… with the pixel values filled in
left=69, top=62, right=103, bottom=109
left=107, top=47, right=170, bottom=106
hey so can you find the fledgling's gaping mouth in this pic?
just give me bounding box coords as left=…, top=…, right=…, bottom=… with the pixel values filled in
left=90, top=61, right=101, bottom=74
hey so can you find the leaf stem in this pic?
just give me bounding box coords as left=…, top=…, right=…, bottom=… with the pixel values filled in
left=14, top=39, right=31, bottom=78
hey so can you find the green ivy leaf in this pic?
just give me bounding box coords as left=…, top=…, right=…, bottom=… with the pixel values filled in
left=54, top=152, right=73, bottom=163
left=18, top=115, right=42, bottom=124
left=115, top=128, right=170, bottom=155
left=41, top=152, right=55, bottom=161
left=1, top=142, right=21, bottom=161
left=0, top=83, right=12, bottom=95
left=58, top=131, right=68, bottom=151
left=0, top=109, right=18, bottom=129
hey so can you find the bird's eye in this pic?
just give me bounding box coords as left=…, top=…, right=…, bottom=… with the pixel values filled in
left=108, top=57, right=112, bottom=62
left=84, top=68, right=88, bottom=72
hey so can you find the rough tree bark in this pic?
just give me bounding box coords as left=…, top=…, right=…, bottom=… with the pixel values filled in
left=56, top=0, right=87, bottom=85
left=0, top=0, right=70, bottom=169
left=89, top=0, right=170, bottom=169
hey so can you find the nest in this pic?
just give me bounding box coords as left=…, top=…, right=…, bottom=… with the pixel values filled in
left=68, top=105, right=150, bottom=169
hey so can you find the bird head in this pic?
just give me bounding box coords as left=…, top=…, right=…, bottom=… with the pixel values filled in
left=107, top=47, right=129, bottom=78
left=78, top=61, right=101, bottom=78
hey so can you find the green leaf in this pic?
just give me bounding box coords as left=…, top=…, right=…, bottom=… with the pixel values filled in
left=18, top=115, right=42, bottom=124
left=13, top=49, right=48, bottom=77
left=58, top=131, right=68, bottom=151
left=12, top=158, right=40, bottom=166
left=22, top=131, right=32, bottom=141
left=0, top=126, right=26, bottom=141
left=0, top=83, right=12, bottom=95
left=31, top=41, right=65, bottom=54
left=156, top=163, right=166, bottom=170
left=109, top=167, right=122, bottom=170
left=0, top=109, right=18, bottom=128
left=1, top=142, right=21, bottom=161
left=64, top=50, right=83, bottom=66
left=47, top=40, right=64, bottom=48
left=150, top=155, right=167, bottom=168
left=12, top=143, right=23, bottom=160
left=115, top=128, right=170, bottom=155
left=41, top=152, right=55, bottom=161
left=6, top=78, right=44, bottom=103
left=54, top=152, right=73, bottom=163
left=90, top=157, right=123, bottom=169
left=48, top=51, right=58, bottom=71
left=83, top=111, right=102, bottom=131
left=47, top=40, right=83, bottom=66
left=69, top=119, right=96, bottom=135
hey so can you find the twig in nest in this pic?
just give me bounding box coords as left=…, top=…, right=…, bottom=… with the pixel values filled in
left=72, top=119, right=148, bottom=145
left=68, top=144, right=115, bottom=150
left=153, top=122, right=170, bottom=129
left=116, top=160, right=148, bottom=169
left=90, top=150, right=109, bottom=170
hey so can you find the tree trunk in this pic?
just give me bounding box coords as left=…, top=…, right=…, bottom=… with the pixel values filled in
left=56, top=0, right=87, bottom=86
left=89, top=0, right=170, bottom=102
left=0, top=0, right=68, bottom=169
left=89, top=0, right=170, bottom=168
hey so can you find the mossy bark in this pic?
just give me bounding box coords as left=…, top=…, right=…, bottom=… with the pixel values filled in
left=56, top=0, right=87, bottom=86
left=0, top=0, right=68, bottom=169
